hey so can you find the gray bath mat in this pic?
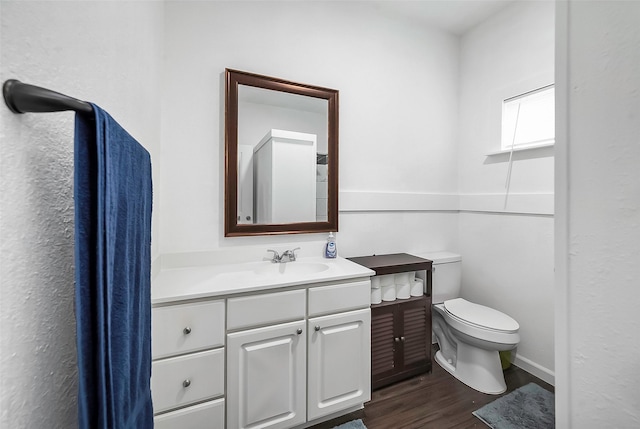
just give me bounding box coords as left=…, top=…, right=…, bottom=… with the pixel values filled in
left=332, top=419, right=367, bottom=429
left=473, top=382, right=555, bottom=429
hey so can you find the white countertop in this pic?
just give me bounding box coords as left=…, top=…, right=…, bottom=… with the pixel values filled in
left=151, top=256, right=375, bottom=305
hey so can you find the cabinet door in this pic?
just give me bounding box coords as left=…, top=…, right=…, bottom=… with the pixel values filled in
left=398, top=297, right=430, bottom=373
left=371, top=296, right=431, bottom=390
left=371, top=304, right=397, bottom=389
left=307, top=309, right=371, bottom=421
left=227, top=320, right=306, bottom=429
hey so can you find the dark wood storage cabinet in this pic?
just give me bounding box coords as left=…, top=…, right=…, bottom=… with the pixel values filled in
left=348, top=253, right=432, bottom=390
left=370, top=295, right=431, bottom=389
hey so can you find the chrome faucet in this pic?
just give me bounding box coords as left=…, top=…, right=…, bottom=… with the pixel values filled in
left=267, top=248, right=300, bottom=263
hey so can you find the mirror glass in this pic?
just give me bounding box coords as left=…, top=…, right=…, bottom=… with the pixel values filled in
left=238, top=85, right=328, bottom=224
left=225, top=69, right=339, bottom=236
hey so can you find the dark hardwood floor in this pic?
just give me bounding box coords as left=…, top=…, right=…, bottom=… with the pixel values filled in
left=311, top=346, right=554, bottom=429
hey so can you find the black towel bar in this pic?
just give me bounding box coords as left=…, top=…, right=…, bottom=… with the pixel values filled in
left=2, top=79, right=93, bottom=114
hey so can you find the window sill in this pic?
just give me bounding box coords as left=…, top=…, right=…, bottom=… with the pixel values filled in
left=485, top=142, right=554, bottom=156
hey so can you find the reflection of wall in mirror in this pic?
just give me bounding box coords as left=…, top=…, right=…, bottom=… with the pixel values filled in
left=237, top=145, right=254, bottom=224
left=253, top=130, right=317, bottom=224
left=238, top=92, right=328, bottom=155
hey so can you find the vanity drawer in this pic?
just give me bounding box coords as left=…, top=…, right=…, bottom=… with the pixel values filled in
left=309, top=280, right=371, bottom=317
left=151, top=348, right=224, bottom=413
left=152, top=300, right=225, bottom=359
left=227, top=289, right=306, bottom=331
left=154, top=398, right=224, bottom=429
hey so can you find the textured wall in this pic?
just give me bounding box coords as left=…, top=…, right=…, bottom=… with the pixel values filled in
left=556, top=1, right=640, bottom=427
left=0, top=2, right=163, bottom=427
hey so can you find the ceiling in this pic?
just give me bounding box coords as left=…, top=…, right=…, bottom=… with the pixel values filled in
left=373, top=0, right=516, bottom=35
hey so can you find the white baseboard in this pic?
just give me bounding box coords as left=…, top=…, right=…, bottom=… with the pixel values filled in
left=513, top=354, right=555, bottom=386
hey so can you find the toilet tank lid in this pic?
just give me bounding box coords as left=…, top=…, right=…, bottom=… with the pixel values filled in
left=411, top=251, right=461, bottom=264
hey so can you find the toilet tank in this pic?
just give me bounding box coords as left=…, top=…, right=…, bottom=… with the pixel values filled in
left=413, top=251, right=461, bottom=304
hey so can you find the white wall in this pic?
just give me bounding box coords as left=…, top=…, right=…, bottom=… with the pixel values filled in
left=160, top=1, right=460, bottom=258
left=556, top=1, right=640, bottom=427
left=0, top=2, right=163, bottom=427
left=457, top=1, right=556, bottom=383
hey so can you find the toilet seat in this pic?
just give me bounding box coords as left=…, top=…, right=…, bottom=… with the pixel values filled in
left=444, top=298, right=519, bottom=333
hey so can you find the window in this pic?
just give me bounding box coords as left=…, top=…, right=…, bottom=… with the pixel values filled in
left=501, top=84, right=555, bottom=151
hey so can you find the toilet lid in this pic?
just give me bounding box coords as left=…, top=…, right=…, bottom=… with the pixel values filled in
left=444, top=298, right=519, bottom=332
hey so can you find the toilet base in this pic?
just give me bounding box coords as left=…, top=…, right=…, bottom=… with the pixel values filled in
left=435, top=343, right=507, bottom=395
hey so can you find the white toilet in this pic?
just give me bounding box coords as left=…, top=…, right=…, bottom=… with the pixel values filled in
left=415, top=252, right=520, bottom=395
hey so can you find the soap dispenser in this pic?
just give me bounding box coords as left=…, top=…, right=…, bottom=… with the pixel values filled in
left=324, top=232, right=337, bottom=258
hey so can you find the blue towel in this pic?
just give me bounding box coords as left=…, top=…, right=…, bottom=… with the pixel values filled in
left=75, top=104, right=153, bottom=428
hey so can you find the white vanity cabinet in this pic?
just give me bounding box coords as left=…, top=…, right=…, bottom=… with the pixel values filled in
left=151, top=258, right=374, bottom=429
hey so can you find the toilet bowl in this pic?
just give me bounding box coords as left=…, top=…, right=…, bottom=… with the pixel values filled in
left=432, top=298, right=519, bottom=394
left=413, top=252, right=520, bottom=395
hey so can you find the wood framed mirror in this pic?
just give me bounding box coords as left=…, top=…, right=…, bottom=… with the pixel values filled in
left=225, top=69, right=339, bottom=237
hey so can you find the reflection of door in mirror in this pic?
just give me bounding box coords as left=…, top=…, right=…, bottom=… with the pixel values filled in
left=237, top=85, right=328, bottom=224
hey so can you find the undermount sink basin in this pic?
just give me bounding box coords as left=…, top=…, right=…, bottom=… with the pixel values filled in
left=253, top=262, right=330, bottom=276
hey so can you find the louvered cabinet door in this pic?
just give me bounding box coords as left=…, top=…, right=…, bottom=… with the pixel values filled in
left=398, top=296, right=430, bottom=373
left=371, top=304, right=397, bottom=389
left=371, top=295, right=431, bottom=390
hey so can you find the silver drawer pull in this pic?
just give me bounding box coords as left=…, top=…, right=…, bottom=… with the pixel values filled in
left=183, top=327, right=192, bottom=335
left=296, top=328, right=303, bottom=335
left=183, top=379, right=191, bottom=388
left=315, top=326, right=321, bottom=332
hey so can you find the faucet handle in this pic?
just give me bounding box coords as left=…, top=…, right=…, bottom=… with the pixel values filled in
left=266, top=249, right=280, bottom=263
left=289, top=247, right=300, bottom=261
